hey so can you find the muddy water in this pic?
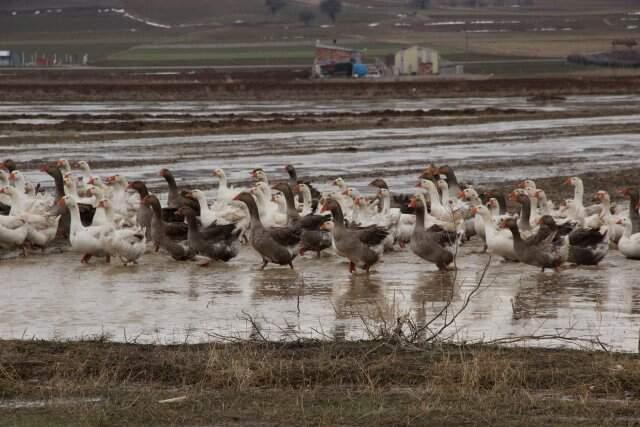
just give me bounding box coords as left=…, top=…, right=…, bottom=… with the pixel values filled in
left=2, top=243, right=639, bottom=351
left=2, top=97, right=640, bottom=350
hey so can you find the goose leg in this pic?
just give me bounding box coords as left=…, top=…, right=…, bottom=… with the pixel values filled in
left=81, top=254, right=92, bottom=264
left=289, top=262, right=294, bottom=270
left=260, top=259, right=268, bottom=270
left=348, top=261, right=355, bottom=274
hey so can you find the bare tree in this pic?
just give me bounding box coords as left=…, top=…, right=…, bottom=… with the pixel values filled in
left=319, top=0, right=342, bottom=23
left=299, top=9, right=316, bottom=26
left=265, top=0, right=287, bottom=15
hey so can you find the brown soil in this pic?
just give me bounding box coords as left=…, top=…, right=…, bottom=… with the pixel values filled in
left=2, top=74, right=640, bottom=101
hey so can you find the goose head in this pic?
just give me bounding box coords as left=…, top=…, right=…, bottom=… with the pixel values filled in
left=56, top=159, right=71, bottom=174
left=211, top=168, right=226, bottom=178
left=284, top=164, right=296, bottom=177
left=332, top=177, right=346, bottom=189
left=2, top=159, right=17, bottom=172
left=498, top=216, right=518, bottom=231
left=458, top=187, right=478, bottom=201
left=594, top=190, right=610, bottom=203
left=250, top=168, right=267, bottom=183
left=436, top=178, right=449, bottom=192
left=77, top=161, right=91, bottom=173
left=368, top=178, right=388, bottom=190
left=471, top=204, right=492, bottom=219
left=57, top=195, right=78, bottom=208
left=563, top=176, right=582, bottom=188
left=519, top=179, right=536, bottom=190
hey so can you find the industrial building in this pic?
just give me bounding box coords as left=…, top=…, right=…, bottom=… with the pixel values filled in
left=394, top=46, right=440, bottom=76
left=313, top=41, right=367, bottom=78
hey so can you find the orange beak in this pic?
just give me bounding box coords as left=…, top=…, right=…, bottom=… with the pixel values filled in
left=563, top=178, right=572, bottom=185
left=320, top=204, right=328, bottom=213
left=457, top=191, right=465, bottom=200
left=57, top=198, right=65, bottom=207
left=471, top=207, right=478, bottom=215
left=408, top=197, right=416, bottom=208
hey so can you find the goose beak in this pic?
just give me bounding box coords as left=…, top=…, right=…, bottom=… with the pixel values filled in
left=563, top=178, right=572, bottom=185
left=415, top=182, right=422, bottom=188
left=457, top=191, right=465, bottom=200
left=408, top=197, right=416, bottom=208
left=471, top=207, right=478, bottom=215
left=8, top=172, right=16, bottom=181
left=320, top=204, right=328, bottom=213
left=57, top=198, right=65, bottom=207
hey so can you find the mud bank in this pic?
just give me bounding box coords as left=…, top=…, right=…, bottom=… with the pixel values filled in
left=2, top=75, right=640, bottom=101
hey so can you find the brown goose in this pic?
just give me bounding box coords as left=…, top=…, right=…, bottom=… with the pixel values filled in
left=178, top=206, right=241, bottom=264
left=320, top=198, right=388, bottom=273
left=234, top=192, right=301, bottom=269
left=272, top=182, right=332, bottom=257
left=158, top=168, right=200, bottom=213
left=142, top=195, right=192, bottom=260
left=500, top=217, right=565, bottom=272
left=409, top=196, right=457, bottom=271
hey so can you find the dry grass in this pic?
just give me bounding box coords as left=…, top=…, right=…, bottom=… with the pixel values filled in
left=1, top=338, right=640, bottom=426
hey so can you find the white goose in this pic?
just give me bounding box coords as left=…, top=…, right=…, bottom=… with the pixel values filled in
left=296, top=183, right=314, bottom=215
left=0, top=218, right=28, bottom=250
left=97, top=199, right=146, bottom=265
left=595, top=191, right=624, bottom=244
left=473, top=205, right=518, bottom=261
left=617, top=217, right=640, bottom=259
left=417, top=178, right=451, bottom=222
left=212, top=168, right=245, bottom=201
left=251, top=182, right=286, bottom=226
left=59, top=195, right=111, bottom=263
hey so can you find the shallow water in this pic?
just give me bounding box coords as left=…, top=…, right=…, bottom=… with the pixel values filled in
left=2, top=243, right=639, bottom=351
left=0, top=95, right=639, bottom=118
left=2, top=97, right=640, bottom=350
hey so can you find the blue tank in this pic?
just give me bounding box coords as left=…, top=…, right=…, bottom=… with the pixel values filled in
left=352, top=63, right=368, bottom=78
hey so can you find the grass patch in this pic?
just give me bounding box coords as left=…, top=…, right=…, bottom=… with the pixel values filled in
left=1, top=339, right=640, bottom=426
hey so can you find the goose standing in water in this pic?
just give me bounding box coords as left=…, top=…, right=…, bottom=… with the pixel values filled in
left=320, top=198, right=388, bottom=274
left=409, top=196, right=457, bottom=271
left=234, top=192, right=301, bottom=270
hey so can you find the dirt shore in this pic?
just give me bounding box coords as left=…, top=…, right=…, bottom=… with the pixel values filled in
left=2, top=73, right=640, bottom=101
left=1, top=339, right=639, bottom=426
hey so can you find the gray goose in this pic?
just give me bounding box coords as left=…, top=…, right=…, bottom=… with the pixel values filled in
left=320, top=198, right=388, bottom=274
left=500, top=217, right=565, bottom=272
left=158, top=168, right=200, bottom=213
left=143, top=195, right=194, bottom=260
left=178, top=206, right=241, bottom=264
left=272, top=182, right=332, bottom=257
left=409, top=196, right=457, bottom=271
left=234, top=192, right=301, bottom=270
left=127, top=180, right=152, bottom=239
left=284, top=164, right=321, bottom=206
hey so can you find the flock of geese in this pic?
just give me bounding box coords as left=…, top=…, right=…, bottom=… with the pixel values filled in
left=1, top=158, right=640, bottom=273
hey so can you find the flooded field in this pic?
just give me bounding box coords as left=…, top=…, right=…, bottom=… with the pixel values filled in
left=2, top=95, right=639, bottom=351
